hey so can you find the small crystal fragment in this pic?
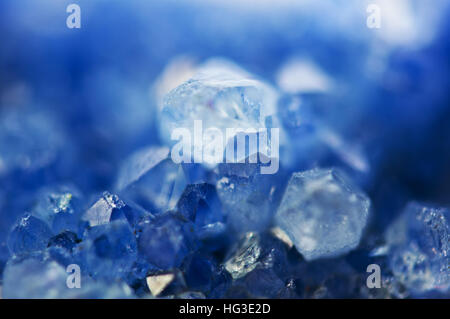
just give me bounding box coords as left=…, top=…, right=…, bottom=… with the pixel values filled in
left=224, top=232, right=261, bottom=280
left=146, top=273, right=175, bottom=296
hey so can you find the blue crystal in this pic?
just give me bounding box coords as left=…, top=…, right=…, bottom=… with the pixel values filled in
left=216, top=173, right=277, bottom=234
left=7, top=214, right=53, bottom=256
left=138, top=211, right=197, bottom=270
left=385, top=202, right=450, bottom=294
left=182, top=254, right=216, bottom=293
left=32, top=185, right=84, bottom=234
left=116, top=146, right=187, bottom=214
left=275, top=168, right=370, bottom=260
left=82, top=191, right=130, bottom=227
left=176, top=183, right=224, bottom=227
left=159, top=59, right=279, bottom=147
left=75, top=219, right=137, bottom=281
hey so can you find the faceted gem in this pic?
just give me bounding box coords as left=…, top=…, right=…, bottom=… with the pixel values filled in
left=138, top=211, right=197, bottom=270
left=386, top=202, right=450, bottom=294
left=275, top=168, right=370, bottom=260
left=7, top=214, right=53, bottom=256
left=116, top=146, right=187, bottom=214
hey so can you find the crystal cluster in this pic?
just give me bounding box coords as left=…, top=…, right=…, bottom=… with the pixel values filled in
left=0, top=0, right=449, bottom=299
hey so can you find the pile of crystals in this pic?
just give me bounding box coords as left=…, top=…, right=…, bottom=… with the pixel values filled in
left=0, top=57, right=448, bottom=299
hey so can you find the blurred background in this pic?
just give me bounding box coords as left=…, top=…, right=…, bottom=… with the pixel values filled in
left=0, top=0, right=449, bottom=278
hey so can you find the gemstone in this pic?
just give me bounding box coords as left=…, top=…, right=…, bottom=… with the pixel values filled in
left=275, top=168, right=370, bottom=260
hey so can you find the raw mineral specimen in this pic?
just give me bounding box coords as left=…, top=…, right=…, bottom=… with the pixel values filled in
left=275, top=168, right=370, bottom=260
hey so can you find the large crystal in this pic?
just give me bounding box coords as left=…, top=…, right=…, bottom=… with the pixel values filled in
left=275, top=168, right=370, bottom=260
left=158, top=58, right=280, bottom=167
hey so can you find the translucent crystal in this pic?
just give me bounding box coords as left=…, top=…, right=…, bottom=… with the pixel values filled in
left=176, top=183, right=224, bottom=227
left=158, top=58, right=279, bottom=165
left=275, top=168, right=370, bottom=260
left=7, top=214, right=53, bottom=256
left=32, top=185, right=84, bottom=234
left=82, top=191, right=128, bottom=227
left=224, top=232, right=261, bottom=280
left=386, top=202, right=450, bottom=294
left=116, top=146, right=187, bottom=214
left=75, top=219, right=137, bottom=281
left=216, top=173, right=276, bottom=233
left=138, top=211, right=197, bottom=270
